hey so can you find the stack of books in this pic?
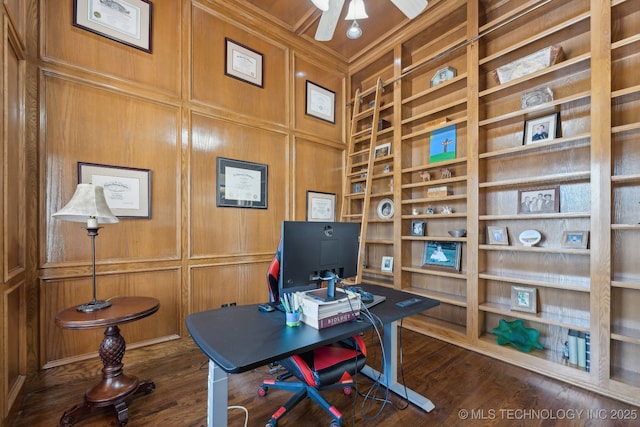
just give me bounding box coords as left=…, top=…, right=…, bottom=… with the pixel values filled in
left=299, top=288, right=361, bottom=329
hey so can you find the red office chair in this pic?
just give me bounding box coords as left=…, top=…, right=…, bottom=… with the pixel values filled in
left=259, top=244, right=367, bottom=427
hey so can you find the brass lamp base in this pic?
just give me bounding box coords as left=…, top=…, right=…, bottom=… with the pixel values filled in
left=77, top=300, right=112, bottom=312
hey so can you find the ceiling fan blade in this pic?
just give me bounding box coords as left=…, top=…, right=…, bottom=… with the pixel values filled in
left=315, top=0, right=346, bottom=41
left=390, top=0, right=428, bottom=19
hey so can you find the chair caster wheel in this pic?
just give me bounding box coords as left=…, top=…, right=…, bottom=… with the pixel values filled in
left=258, top=385, right=268, bottom=397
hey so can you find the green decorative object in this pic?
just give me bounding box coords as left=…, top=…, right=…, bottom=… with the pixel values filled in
left=491, top=319, right=544, bottom=353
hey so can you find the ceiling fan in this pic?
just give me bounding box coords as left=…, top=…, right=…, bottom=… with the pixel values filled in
left=313, top=0, right=429, bottom=41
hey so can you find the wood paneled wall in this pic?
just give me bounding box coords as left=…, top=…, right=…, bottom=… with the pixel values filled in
left=2, top=0, right=28, bottom=422
left=34, top=0, right=347, bottom=368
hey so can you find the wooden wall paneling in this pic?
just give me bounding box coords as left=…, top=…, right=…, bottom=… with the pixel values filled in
left=4, top=16, right=25, bottom=282
left=41, top=269, right=181, bottom=366
left=292, top=53, right=345, bottom=142
left=190, top=263, right=270, bottom=314
left=4, top=0, right=26, bottom=43
left=41, top=1, right=182, bottom=96
left=42, top=75, right=181, bottom=266
left=191, top=6, right=288, bottom=126
left=3, top=281, right=26, bottom=415
left=189, top=113, right=288, bottom=258
left=293, top=137, right=344, bottom=221
left=2, top=10, right=27, bottom=421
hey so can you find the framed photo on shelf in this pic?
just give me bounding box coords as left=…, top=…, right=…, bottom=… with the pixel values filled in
left=216, top=157, right=268, bottom=209
left=523, top=112, right=560, bottom=145
left=423, top=241, right=461, bottom=271
left=430, top=66, right=457, bottom=87
left=411, top=220, right=426, bottom=236
left=306, top=191, right=336, bottom=222
left=510, top=286, right=537, bottom=313
left=225, top=38, right=264, bottom=87
left=78, top=162, right=151, bottom=218
left=487, top=226, right=509, bottom=245
left=561, top=231, right=589, bottom=249
left=377, top=198, right=394, bottom=219
left=305, top=80, right=336, bottom=123
left=518, top=186, right=560, bottom=214
left=429, top=125, right=456, bottom=163
left=73, top=0, right=152, bottom=53
left=381, top=256, right=394, bottom=272
left=374, top=142, right=391, bottom=158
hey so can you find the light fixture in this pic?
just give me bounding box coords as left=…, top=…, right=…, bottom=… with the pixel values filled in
left=53, top=183, right=119, bottom=312
left=345, top=0, right=368, bottom=20
left=311, top=0, right=330, bottom=12
left=346, top=21, right=363, bottom=39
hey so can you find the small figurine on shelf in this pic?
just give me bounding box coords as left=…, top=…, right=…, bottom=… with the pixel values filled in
left=412, top=208, right=420, bottom=215
left=383, top=164, right=390, bottom=173
left=425, top=207, right=435, bottom=214
left=562, top=341, right=570, bottom=360
left=440, top=168, right=452, bottom=179
left=441, top=206, right=453, bottom=214
left=419, top=171, right=431, bottom=182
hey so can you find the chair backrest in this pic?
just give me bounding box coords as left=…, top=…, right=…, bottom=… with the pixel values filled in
left=266, top=241, right=282, bottom=303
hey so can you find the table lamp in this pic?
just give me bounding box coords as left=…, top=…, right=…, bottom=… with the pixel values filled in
left=53, top=183, right=119, bottom=312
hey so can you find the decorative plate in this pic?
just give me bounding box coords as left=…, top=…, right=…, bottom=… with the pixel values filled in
left=377, top=198, right=394, bottom=219
left=519, top=229, right=541, bottom=247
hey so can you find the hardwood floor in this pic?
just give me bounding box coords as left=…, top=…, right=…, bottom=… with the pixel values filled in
left=12, top=327, right=639, bottom=427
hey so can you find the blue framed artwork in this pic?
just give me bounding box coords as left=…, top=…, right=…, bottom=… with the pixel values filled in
left=429, top=125, right=456, bottom=164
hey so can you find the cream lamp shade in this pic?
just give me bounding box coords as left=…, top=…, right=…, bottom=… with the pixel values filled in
left=53, top=183, right=119, bottom=227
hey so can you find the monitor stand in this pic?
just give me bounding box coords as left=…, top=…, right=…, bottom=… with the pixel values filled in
left=306, top=275, right=345, bottom=302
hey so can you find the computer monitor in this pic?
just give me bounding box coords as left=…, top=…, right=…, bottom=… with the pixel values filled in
left=279, top=221, right=360, bottom=301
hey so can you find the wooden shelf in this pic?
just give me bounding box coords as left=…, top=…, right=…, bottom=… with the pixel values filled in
left=479, top=302, right=590, bottom=331
left=479, top=171, right=590, bottom=189
left=479, top=244, right=590, bottom=256
left=479, top=272, right=590, bottom=292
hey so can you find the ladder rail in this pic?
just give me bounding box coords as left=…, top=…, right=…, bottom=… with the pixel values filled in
left=340, top=78, right=385, bottom=283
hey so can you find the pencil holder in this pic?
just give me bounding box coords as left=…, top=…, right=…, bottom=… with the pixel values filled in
left=285, top=311, right=301, bottom=327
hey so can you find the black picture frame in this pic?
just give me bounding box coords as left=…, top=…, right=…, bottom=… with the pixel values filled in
left=78, top=162, right=151, bottom=218
left=305, top=80, right=336, bottom=123
left=224, top=38, right=264, bottom=88
left=523, top=112, right=560, bottom=145
left=73, top=0, right=153, bottom=53
left=216, top=157, right=268, bottom=209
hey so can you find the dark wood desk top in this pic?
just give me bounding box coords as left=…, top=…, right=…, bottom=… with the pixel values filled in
left=186, top=284, right=439, bottom=374
left=56, top=296, right=160, bottom=330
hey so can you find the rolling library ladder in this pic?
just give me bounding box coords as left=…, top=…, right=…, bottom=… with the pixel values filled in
left=340, top=78, right=391, bottom=284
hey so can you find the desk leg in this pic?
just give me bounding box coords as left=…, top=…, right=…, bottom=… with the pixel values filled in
left=207, top=360, right=228, bottom=427
left=361, top=320, right=435, bottom=412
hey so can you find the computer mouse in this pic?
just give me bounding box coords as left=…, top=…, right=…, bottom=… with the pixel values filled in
left=359, top=290, right=374, bottom=303
left=258, top=303, right=275, bottom=312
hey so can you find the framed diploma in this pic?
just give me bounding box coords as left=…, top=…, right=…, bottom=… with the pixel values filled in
left=78, top=162, right=151, bottom=218
left=216, top=157, right=268, bottom=209
left=306, top=191, right=336, bottom=222
left=305, top=80, right=336, bottom=123
left=225, top=38, right=264, bottom=87
left=73, top=0, right=152, bottom=53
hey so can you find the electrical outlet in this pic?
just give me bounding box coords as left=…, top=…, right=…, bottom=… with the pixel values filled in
left=230, top=302, right=237, bottom=306
left=221, top=303, right=228, bottom=308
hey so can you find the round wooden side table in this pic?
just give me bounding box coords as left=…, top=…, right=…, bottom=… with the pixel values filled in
left=55, top=296, right=160, bottom=426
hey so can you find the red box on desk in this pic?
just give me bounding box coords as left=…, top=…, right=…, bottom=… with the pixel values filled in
left=299, top=288, right=361, bottom=329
